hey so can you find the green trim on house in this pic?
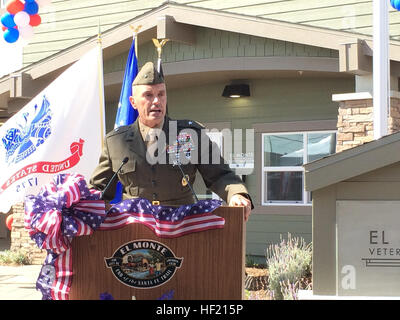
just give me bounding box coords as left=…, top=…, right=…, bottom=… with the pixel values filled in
left=245, top=214, right=312, bottom=260
left=23, top=1, right=400, bottom=66
left=104, top=27, right=338, bottom=74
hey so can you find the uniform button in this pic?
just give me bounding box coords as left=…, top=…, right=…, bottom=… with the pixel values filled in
left=151, top=180, right=156, bottom=186
left=152, top=193, right=157, bottom=200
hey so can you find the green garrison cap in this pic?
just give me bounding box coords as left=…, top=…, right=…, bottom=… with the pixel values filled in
left=132, top=62, right=164, bottom=86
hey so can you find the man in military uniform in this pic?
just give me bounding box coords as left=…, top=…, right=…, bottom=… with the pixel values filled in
left=89, top=62, right=253, bottom=221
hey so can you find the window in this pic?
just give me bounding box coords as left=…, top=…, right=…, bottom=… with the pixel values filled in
left=262, top=131, right=336, bottom=205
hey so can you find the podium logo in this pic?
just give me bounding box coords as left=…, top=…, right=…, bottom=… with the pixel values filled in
left=105, top=239, right=183, bottom=289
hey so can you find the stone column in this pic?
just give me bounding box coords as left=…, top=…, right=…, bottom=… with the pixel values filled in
left=10, top=203, right=46, bottom=265
left=334, top=92, right=400, bottom=153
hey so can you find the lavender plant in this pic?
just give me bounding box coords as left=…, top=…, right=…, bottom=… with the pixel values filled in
left=266, top=233, right=312, bottom=300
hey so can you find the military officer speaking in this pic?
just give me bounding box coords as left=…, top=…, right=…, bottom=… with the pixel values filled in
left=89, top=62, right=253, bottom=221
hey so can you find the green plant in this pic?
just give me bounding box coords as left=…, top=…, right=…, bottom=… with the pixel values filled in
left=0, top=250, right=32, bottom=265
left=245, top=255, right=259, bottom=268
left=266, top=233, right=312, bottom=300
left=245, top=255, right=267, bottom=268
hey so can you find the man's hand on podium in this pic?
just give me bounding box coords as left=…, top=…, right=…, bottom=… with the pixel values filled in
left=229, top=194, right=252, bottom=222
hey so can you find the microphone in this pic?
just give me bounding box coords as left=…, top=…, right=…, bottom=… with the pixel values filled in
left=101, top=157, right=129, bottom=200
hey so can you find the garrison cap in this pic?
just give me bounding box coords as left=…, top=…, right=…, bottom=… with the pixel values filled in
left=132, top=62, right=164, bottom=86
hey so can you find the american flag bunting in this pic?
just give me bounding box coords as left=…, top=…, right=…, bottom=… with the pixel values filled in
left=24, top=173, right=224, bottom=300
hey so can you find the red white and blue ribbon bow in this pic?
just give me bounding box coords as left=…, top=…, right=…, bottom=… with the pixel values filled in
left=24, top=173, right=223, bottom=300
left=24, top=173, right=105, bottom=300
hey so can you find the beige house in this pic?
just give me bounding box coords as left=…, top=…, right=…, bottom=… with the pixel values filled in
left=1, top=1, right=400, bottom=263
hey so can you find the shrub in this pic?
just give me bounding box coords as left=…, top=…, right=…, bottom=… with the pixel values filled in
left=266, top=233, right=312, bottom=300
left=245, top=255, right=267, bottom=268
left=0, top=250, right=32, bottom=265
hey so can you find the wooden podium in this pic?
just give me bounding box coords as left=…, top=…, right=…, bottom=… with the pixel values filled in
left=69, top=206, right=246, bottom=300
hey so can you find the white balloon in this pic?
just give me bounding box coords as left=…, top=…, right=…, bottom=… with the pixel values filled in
left=36, top=0, right=52, bottom=6
left=19, top=25, right=34, bottom=41
left=14, top=11, right=30, bottom=28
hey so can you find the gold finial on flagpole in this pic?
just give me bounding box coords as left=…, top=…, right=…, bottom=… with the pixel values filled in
left=129, top=24, right=142, bottom=35
left=152, top=38, right=169, bottom=72
left=152, top=38, right=169, bottom=59
left=130, top=25, right=142, bottom=58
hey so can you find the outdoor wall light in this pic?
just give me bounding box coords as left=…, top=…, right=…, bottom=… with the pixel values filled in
left=222, top=84, right=250, bottom=98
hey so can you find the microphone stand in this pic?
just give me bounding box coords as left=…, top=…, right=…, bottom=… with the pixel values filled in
left=176, top=161, right=199, bottom=203
left=101, top=157, right=129, bottom=200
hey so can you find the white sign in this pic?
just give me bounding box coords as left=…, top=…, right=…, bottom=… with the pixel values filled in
left=337, top=201, right=400, bottom=296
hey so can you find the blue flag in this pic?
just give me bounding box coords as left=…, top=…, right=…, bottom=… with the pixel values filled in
left=114, top=38, right=139, bottom=128
left=111, top=38, right=138, bottom=204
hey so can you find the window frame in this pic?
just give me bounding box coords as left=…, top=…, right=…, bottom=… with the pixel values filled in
left=261, top=130, right=336, bottom=206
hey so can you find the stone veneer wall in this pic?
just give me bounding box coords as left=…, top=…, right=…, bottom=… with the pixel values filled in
left=336, top=97, right=400, bottom=152
left=10, top=203, right=46, bottom=265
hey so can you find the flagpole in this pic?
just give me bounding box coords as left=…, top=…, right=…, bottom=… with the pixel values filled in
left=130, top=25, right=142, bottom=61
left=373, top=0, right=389, bottom=140
left=135, top=32, right=138, bottom=58
left=97, top=22, right=106, bottom=148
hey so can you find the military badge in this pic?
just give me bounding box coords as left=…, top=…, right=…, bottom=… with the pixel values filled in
left=181, top=174, right=189, bottom=187
left=167, top=131, right=199, bottom=201
left=167, top=132, right=195, bottom=163
left=105, top=239, right=183, bottom=289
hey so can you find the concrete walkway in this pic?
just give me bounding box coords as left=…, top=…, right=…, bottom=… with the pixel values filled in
left=0, top=264, right=42, bottom=300
left=1, top=237, right=42, bottom=300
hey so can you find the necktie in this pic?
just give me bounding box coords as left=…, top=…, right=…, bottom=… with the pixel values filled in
left=147, top=129, right=158, bottom=147
left=146, top=129, right=159, bottom=163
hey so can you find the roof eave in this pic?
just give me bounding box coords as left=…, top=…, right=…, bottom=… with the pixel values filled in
left=304, top=131, right=400, bottom=192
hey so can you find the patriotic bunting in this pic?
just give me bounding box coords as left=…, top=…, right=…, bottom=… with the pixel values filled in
left=24, top=173, right=224, bottom=300
left=99, top=198, right=224, bottom=238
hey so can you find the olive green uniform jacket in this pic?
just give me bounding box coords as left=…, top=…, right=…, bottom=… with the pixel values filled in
left=89, top=117, right=252, bottom=206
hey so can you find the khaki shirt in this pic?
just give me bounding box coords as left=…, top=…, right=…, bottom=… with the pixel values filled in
left=89, top=116, right=252, bottom=206
left=139, top=118, right=164, bottom=146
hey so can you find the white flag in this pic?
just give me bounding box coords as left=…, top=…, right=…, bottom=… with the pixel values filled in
left=0, top=47, right=105, bottom=213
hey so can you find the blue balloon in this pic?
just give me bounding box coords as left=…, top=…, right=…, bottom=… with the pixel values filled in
left=1, top=13, right=16, bottom=29
left=3, top=28, right=19, bottom=44
left=391, top=0, right=400, bottom=10
left=25, top=0, right=37, bottom=2
left=24, top=1, right=39, bottom=15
